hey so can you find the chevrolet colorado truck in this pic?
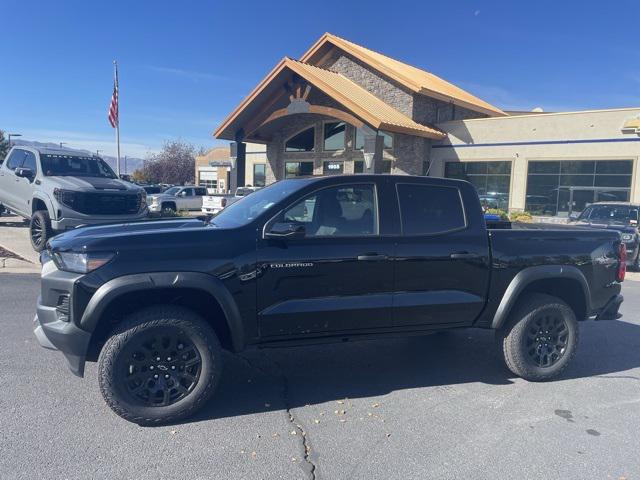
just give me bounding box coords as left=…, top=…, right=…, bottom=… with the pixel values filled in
left=34, top=175, right=625, bottom=424
left=0, top=146, right=147, bottom=251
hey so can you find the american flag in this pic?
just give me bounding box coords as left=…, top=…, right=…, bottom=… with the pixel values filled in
left=108, top=69, right=118, bottom=128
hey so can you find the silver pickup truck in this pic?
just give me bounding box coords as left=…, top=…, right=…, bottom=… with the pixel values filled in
left=0, top=146, right=147, bottom=251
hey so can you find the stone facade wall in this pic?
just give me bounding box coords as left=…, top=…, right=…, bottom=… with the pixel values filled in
left=412, top=95, right=488, bottom=124
left=320, top=51, right=414, bottom=117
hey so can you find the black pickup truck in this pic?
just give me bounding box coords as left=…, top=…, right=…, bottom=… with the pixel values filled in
left=34, top=175, right=625, bottom=424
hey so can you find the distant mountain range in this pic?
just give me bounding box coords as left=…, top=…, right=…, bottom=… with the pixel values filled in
left=11, top=139, right=145, bottom=174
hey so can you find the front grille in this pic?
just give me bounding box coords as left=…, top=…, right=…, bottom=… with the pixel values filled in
left=62, top=192, right=142, bottom=215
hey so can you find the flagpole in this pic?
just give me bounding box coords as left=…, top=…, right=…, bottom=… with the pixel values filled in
left=113, top=60, right=121, bottom=177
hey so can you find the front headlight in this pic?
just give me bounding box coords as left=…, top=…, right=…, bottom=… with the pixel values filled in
left=140, top=191, right=148, bottom=209
left=52, top=251, right=115, bottom=273
left=150, top=196, right=160, bottom=206
left=621, top=233, right=634, bottom=242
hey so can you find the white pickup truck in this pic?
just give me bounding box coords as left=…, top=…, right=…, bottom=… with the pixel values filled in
left=201, top=187, right=260, bottom=215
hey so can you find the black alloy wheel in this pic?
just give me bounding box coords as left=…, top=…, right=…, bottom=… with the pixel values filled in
left=30, top=210, right=52, bottom=252
left=120, top=329, right=202, bottom=407
left=524, top=313, right=569, bottom=368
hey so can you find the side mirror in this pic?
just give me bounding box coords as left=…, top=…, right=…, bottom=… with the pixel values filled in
left=178, top=191, right=187, bottom=197
left=568, top=212, right=580, bottom=221
left=265, top=222, right=306, bottom=239
left=15, top=167, right=34, bottom=180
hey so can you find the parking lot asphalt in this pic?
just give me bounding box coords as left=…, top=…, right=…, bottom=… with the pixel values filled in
left=1, top=274, right=639, bottom=480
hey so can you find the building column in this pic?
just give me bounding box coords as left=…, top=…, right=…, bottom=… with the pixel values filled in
left=509, top=154, right=527, bottom=212
left=230, top=138, right=246, bottom=192
left=363, top=129, right=384, bottom=174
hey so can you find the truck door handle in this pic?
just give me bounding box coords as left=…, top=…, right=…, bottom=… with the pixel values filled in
left=357, top=253, right=388, bottom=261
left=450, top=252, right=480, bottom=260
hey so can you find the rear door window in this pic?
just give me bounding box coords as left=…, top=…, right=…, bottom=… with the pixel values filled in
left=397, top=183, right=466, bottom=235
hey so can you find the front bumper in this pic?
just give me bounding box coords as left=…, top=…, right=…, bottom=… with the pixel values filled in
left=51, top=208, right=148, bottom=230
left=201, top=207, right=222, bottom=214
left=595, top=294, right=624, bottom=321
left=624, top=242, right=639, bottom=266
left=33, top=256, right=91, bottom=376
left=33, top=309, right=91, bottom=377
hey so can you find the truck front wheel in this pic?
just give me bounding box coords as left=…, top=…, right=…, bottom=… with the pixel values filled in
left=498, top=293, right=579, bottom=381
left=98, top=305, right=222, bottom=425
left=30, top=210, right=53, bottom=252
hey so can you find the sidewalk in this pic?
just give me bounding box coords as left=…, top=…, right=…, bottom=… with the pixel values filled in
left=0, top=215, right=40, bottom=274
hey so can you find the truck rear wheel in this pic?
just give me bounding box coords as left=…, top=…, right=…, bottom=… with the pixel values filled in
left=98, top=305, right=222, bottom=425
left=30, top=210, right=53, bottom=252
left=498, top=293, right=578, bottom=381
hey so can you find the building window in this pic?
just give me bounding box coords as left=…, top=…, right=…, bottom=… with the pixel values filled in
left=525, top=159, right=633, bottom=216
left=323, top=160, right=344, bottom=175
left=323, top=122, right=346, bottom=151
left=354, top=129, right=393, bottom=150
left=445, top=161, right=511, bottom=211
left=253, top=163, right=266, bottom=187
left=354, top=159, right=392, bottom=173
left=199, top=179, right=218, bottom=190
left=285, top=127, right=315, bottom=152
left=285, top=161, right=314, bottom=178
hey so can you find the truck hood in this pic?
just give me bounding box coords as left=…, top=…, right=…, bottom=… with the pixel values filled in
left=147, top=193, right=176, bottom=202
left=50, top=176, right=140, bottom=192
left=48, top=218, right=213, bottom=253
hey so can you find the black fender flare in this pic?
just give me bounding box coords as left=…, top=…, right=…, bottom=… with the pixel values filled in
left=79, top=272, right=245, bottom=351
left=491, top=265, right=591, bottom=329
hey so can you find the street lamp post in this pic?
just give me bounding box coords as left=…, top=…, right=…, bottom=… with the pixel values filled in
left=59, top=142, right=67, bottom=149
left=96, top=149, right=102, bottom=157
left=8, top=133, right=22, bottom=146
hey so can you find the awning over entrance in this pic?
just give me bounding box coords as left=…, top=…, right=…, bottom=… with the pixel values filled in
left=214, top=57, right=446, bottom=142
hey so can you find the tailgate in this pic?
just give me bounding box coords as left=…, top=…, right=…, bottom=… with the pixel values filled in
left=202, top=196, right=221, bottom=208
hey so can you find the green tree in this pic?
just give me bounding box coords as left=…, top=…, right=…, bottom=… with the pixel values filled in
left=0, top=130, right=10, bottom=163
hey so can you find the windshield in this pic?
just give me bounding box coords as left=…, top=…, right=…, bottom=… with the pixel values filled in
left=41, top=154, right=117, bottom=178
left=213, top=179, right=312, bottom=228
left=580, top=205, right=639, bottom=224
left=164, top=187, right=181, bottom=196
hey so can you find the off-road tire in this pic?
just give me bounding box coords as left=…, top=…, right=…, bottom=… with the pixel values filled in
left=498, top=293, right=579, bottom=381
left=30, top=210, right=53, bottom=252
left=98, top=305, right=222, bottom=425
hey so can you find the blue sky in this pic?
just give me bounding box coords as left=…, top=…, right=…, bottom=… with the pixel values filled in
left=2, top=0, right=639, bottom=158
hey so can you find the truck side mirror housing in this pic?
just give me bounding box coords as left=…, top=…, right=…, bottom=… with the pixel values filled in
left=265, top=222, right=306, bottom=239
left=15, top=167, right=35, bottom=181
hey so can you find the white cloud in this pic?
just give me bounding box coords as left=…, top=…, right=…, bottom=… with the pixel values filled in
left=17, top=129, right=158, bottom=158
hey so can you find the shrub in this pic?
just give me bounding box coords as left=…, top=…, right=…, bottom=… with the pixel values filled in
left=510, top=211, right=533, bottom=223
left=485, top=208, right=509, bottom=221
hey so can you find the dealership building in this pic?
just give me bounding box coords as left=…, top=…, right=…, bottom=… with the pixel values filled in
left=213, top=32, right=640, bottom=217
